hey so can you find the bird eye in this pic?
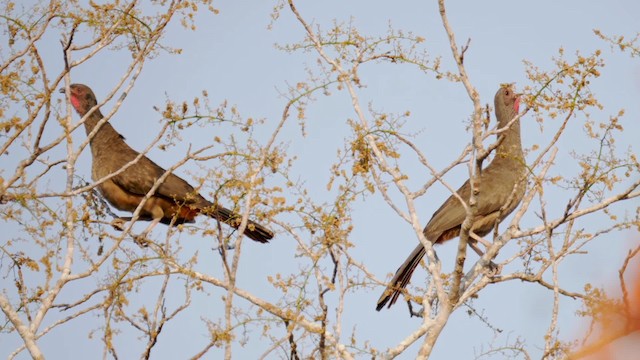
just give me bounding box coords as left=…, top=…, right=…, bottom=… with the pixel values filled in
left=505, top=90, right=510, bottom=96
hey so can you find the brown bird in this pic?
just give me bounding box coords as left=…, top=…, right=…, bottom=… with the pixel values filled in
left=61, top=83, right=273, bottom=243
left=376, top=84, right=525, bottom=310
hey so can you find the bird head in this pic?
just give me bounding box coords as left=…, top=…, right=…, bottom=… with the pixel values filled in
left=59, top=84, right=98, bottom=116
left=494, top=83, right=521, bottom=126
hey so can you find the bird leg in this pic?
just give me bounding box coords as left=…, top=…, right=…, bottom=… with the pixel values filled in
left=407, top=300, right=423, bottom=318
left=109, top=216, right=149, bottom=246
left=109, top=215, right=161, bottom=247
left=469, top=231, right=492, bottom=248
left=467, top=240, right=486, bottom=258
left=109, top=216, right=152, bottom=247
left=468, top=232, right=500, bottom=274
left=132, top=216, right=162, bottom=247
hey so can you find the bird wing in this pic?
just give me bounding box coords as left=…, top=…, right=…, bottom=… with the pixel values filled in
left=424, top=166, right=516, bottom=240
left=109, top=147, right=201, bottom=204
left=423, top=179, right=471, bottom=240
left=475, top=164, right=521, bottom=216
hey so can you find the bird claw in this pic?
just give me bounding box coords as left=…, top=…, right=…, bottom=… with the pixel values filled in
left=110, top=218, right=127, bottom=231
left=485, top=261, right=502, bottom=277
left=109, top=218, right=151, bottom=248
left=133, top=234, right=150, bottom=247
left=213, top=243, right=236, bottom=254
left=407, top=300, right=424, bottom=318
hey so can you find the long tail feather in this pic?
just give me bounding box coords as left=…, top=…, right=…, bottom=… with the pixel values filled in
left=376, top=244, right=426, bottom=311
left=211, top=206, right=274, bottom=243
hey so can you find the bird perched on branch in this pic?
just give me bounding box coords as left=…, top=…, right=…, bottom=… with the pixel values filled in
left=61, top=83, right=273, bottom=243
left=376, top=84, right=525, bottom=310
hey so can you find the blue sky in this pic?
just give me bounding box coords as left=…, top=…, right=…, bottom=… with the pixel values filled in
left=4, top=0, right=640, bottom=359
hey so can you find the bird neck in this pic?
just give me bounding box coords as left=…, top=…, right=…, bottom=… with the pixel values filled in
left=493, top=118, right=523, bottom=164
left=82, top=110, right=123, bottom=154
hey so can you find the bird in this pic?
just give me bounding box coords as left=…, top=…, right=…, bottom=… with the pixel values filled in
left=376, top=84, right=525, bottom=311
left=60, top=83, right=274, bottom=243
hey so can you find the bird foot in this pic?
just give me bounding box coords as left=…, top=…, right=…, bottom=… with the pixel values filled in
left=485, top=261, right=502, bottom=277
left=407, top=300, right=424, bottom=318
left=110, top=218, right=128, bottom=231
left=213, top=243, right=236, bottom=252
left=133, top=234, right=151, bottom=247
